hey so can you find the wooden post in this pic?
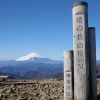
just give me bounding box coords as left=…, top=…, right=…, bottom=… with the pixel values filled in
left=73, top=2, right=89, bottom=100
left=64, top=50, right=74, bottom=100
left=88, top=27, right=97, bottom=100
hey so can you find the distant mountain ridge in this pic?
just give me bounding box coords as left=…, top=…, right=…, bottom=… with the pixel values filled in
left=0, top=52, right=100, bottom=79
left=0, top=53, right=63, bottom=79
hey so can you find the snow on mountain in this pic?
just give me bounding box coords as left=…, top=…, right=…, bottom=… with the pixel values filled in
left=16, top=52, right=41, bottom=61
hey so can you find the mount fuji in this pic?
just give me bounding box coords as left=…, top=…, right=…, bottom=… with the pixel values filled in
left=16, top=52, right=41, bottom=61
left=15, top=52, right=61, bottom=63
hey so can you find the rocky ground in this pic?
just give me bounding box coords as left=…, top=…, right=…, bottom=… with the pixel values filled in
left=97, top=79, right=100, bottom=99
left=0, top=79, right=100, bottom=100
left=0, top=80, right=64, bottom=100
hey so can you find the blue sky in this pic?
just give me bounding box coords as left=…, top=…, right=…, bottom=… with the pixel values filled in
left=0, top=0, right=99, bottom=60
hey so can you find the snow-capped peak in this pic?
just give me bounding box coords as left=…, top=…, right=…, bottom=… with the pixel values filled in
left=16, top=52, right=41, bottom=61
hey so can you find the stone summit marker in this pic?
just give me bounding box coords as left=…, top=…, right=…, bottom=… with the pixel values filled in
left=64, top=1, right=97, bottom=100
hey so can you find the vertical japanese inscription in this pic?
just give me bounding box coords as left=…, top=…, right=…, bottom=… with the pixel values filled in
left=76, top=15, right=84, bottom=70
left=65, top=72, right=72, bottom=98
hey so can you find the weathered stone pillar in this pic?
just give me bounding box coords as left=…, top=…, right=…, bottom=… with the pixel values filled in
left=64, top=50, right=74, bottom=100
left=72, top=2, right=89, bottom=100
left=88, top=27, right=97, bottom=100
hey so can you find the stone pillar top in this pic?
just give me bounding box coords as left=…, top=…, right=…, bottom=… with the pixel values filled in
left=73, top=1, right=88, bottom=8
